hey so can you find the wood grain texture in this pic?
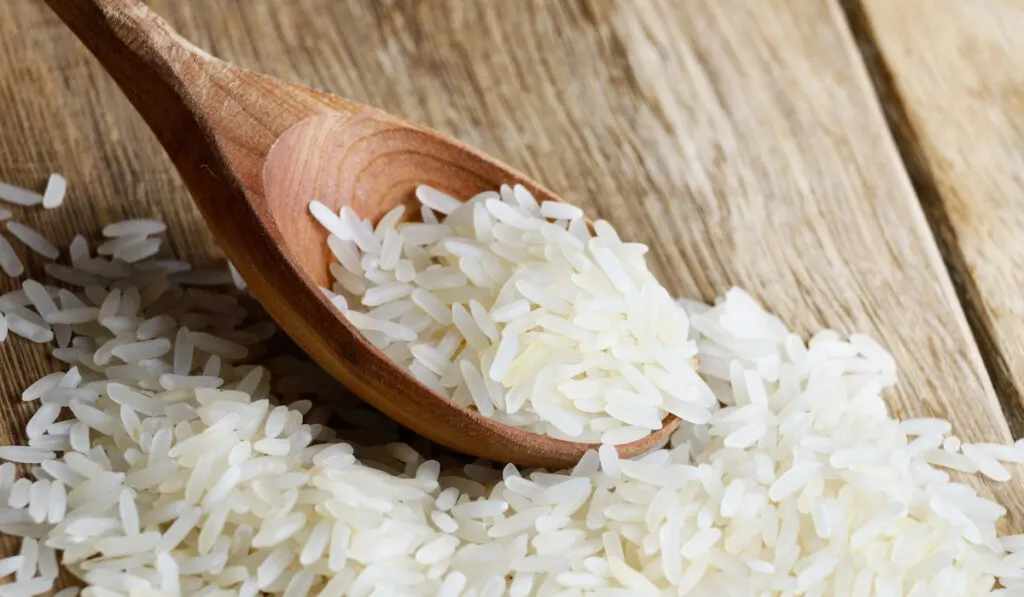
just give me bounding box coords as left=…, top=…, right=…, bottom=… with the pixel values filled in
left=851, top=0, right=1024, bottom=440
left=0, top=0, right=1022, bottom=561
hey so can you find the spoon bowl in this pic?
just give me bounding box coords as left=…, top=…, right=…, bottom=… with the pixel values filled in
left=46, top=0, right=680, bottom=467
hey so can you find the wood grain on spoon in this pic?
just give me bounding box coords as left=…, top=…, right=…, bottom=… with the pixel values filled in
left=43, top=0, right=680, bottom=468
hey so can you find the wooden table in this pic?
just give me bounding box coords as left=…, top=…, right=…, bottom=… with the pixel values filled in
left=1, top=0, right=1022, bottom=561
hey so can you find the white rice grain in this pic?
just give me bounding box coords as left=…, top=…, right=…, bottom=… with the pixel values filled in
left=539, top=200, right=583, bottom=221
left=0, top=234, right=24, bottom=277
left=41, top=173, right=66, bottom=209
left=0, top=182, right=42, bottom=206
left=102, top=219, right=166, bottom=238
left=416, top=185, right=462, bottom=215
left=7, top=222, right=60, bottom=260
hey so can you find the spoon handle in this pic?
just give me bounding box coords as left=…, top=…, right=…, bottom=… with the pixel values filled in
left=43, top=0, right=359, bottom=191
left=43, top=0, right=223, bottom=154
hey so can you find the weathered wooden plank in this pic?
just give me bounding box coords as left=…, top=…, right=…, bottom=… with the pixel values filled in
left=850, top=0, right=1024, bottom=442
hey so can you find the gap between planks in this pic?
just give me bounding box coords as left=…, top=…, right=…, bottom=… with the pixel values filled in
left=837, top=0, right=1024, bottom=440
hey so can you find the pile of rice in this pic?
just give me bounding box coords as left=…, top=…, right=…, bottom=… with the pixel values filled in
left=0, top=175, right=1022, bottom=597
left=311, top=185, right=714, bottom=444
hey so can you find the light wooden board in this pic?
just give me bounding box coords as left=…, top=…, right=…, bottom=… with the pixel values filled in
left=0, top=0, right=1022, bottom=566
left=853, top=0, right=1024, bottom=439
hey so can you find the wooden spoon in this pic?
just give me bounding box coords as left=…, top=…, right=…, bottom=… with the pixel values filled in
left=45, top=0, right=681, bottom=468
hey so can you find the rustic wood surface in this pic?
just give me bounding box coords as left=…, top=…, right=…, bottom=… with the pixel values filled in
left=851, top=0, right=1024, bottom=440
left=1, top=0, right=1023, bottom=566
